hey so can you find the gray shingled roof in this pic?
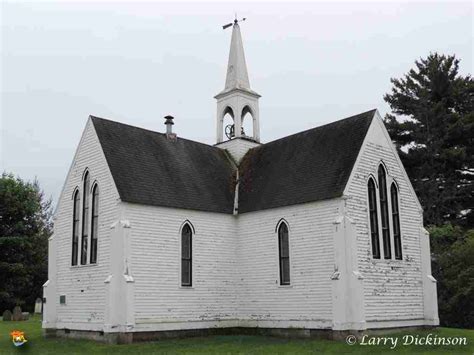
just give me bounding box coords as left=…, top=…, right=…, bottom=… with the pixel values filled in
left=238, top=109, right=376, bottom=213
left=91, top=110, right=375, bottom=214
left=91, top=117, right=236, bottom=214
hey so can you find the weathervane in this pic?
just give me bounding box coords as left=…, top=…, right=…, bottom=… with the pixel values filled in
left=222, top=14, right=246, bottom=30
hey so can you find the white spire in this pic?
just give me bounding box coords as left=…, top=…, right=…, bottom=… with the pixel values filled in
left=224, top=22, right=251, bottom=91
left=215, top=18, right=261, bottom=144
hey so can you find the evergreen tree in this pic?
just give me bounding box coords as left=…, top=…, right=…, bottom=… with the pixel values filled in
left=384, top=53, right=473, bottom=227
left=429, top=224, right=474, bottom=328
left=0, top=173, right=52, bottom=312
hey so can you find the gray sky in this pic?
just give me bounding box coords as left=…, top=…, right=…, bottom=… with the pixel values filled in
left=1, top=1, right=472, bottom=205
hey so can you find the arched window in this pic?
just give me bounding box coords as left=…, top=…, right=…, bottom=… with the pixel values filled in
left=90, top=184, right=99, bottom=264
left=72, top=189, right=80, bottom=266
left=368, top=178, right=380, bottom=259
left=81, top=171, right=90, bottom=265
left=241, top=105, right=254, bottom=138
left=222, top=106, right=235, bottom=140
left=278, top=222, right=290, bottom=285
left=391, top=183, right=402, bottom=260
left=181, top=223, right=192, bottom=286
left=378, top=165, right=391, bottom=259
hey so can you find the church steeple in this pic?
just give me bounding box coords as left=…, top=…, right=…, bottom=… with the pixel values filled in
left=224, top=20, right=250, bottom=91
left=215, top=19, right=261, bottom=144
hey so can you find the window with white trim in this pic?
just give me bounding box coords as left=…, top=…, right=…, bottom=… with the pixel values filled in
left=80, top=171, right=90, bottom=265
left=181, top=224, right=192, bottom=286
left=278, top=222, right=290, bottom=285
left=391, top=183, right=402, bottom=260
left=378, top=164, right=392, bottom=259
left=72, top=189, right=80, bottom=266
left=368, top=178, right=381, bottom=259
left=90, top=183, right=99, bottom=264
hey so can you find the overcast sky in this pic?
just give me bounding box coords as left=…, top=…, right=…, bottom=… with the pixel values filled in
left=1, top=1, right=472, bottom=205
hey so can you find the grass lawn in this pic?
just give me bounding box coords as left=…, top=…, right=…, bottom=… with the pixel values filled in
left=1, top=316, right=473, bottom=354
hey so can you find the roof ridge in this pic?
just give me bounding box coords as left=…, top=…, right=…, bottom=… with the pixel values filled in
left=238, top=108, right=376, bottom=213
left=260, top=109, right=376, bottom=148
left=90, top=115, right=220, bottom=151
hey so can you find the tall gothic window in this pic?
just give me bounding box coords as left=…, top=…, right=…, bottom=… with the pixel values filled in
left=278, top=222, right=290, bottom=285
left=391, top=183, right=402, bottom=260
left=81, top=171, right=90, bottom=265
left=378, top=165, right=392, bottom=259
left=181, top=223, right=192, bottom=286
left=72, top=189, right=80, bottom=266
left=368, top=178, right=381, bottom=259
left=90, top=184, right=99, bottom=264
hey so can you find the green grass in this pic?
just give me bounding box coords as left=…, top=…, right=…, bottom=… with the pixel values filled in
left=1, top=315, right=473, bottom=354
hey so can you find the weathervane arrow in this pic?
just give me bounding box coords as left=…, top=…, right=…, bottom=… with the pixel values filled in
left=222, top=14, right=246, bottom=30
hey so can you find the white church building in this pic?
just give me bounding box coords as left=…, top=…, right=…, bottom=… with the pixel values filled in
left=43, top=20, right=439, bottom=343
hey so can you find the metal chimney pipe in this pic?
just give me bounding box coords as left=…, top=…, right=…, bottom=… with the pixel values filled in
left=164, top=115, right=174, bottom=134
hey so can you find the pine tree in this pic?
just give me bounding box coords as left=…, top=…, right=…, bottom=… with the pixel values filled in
left=384, top=53, right=473, bottom=226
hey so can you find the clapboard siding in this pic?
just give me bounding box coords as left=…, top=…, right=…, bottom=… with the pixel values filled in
left=236, top=200, right=337, bottom=324
left=53, top=119, right=119, bottom=325
left=215, top=138, right=260, bottom=163
left=124, top=203, right=239, bottom=323
left=124, top=199, right=337, bottom=327
left=345, top=117, right=424, bottom=322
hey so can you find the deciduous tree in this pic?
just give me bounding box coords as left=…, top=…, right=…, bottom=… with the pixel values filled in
left=0, top=173, right=52, bottom=312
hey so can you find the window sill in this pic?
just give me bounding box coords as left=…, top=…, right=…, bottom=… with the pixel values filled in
left=370, top=258, right=404, bottom=265
left=179, top=285, right=194, bottom=290
left=70, top=263, right=99, bottom=270
left=278, top=284, right=292, bottom=288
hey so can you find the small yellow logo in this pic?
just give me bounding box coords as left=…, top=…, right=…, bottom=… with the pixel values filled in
left=10, top=330, right=28, bottom=347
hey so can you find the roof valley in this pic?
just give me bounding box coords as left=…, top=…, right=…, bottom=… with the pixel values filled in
left=90, top=110, right=376, bottom=214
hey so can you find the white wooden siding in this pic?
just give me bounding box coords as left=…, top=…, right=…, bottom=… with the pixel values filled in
left=124, top=199, right=337, bottom=330
left=52, top=119, right=119, bottom=326
left=344, top=116, right=424, bottom=322
left=236, top=200, right=339, bottom=326
left=215, top=138, right=260, bottom=163
left=124, top=203, right=239, bottom=325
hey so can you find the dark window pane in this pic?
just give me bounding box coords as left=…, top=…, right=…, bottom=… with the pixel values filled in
left=280, top=234, right=289, bottom=257
left=391, top=183, right=403, bottom=260
left=90, top=238, right=98, bottom=264
left=181, top=224, right=192, bottom=286
left=281, top=258, right=290, bottom=285
left=90, top=184, right=99, bottom=264
left=80, top=237, right=88, bottom=265
left=378, top=165, right=392, bottom=259
left=181, top=260, right=191, bottom=286
left=368, top=179, right=380, bottom=259
left=81, top=172, right=90, bottom=265
left=182, top=234, right=190, bottom=259
left=278, top=223, right=290, bottom=285
left=72, top=190, right=80, bottom=266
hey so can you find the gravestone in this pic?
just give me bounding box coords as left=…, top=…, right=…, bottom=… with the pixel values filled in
left=12, top=306, right=22, bottom=321
left=2, top=310, right=12, bottom=321
left=21, top=312, right=29, bottom=321
left=34, top=298, right=42, bottom=314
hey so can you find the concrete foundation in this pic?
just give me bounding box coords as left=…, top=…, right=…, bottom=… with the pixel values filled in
left=43, top=326, right=436, bottom=345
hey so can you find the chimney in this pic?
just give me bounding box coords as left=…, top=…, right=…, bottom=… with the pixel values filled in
left=164, top=115, right=177, bottom=140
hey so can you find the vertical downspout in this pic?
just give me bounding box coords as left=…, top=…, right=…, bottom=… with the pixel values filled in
left=233, top=169, right=239, bottom=215
left=223, top=149, right=239, bottom=215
